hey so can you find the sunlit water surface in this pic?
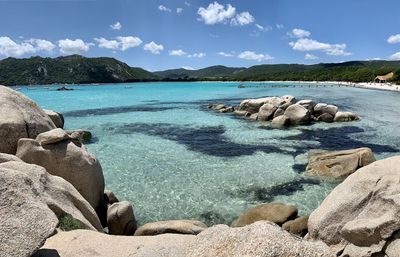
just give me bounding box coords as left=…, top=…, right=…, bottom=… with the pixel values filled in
left=21, top=82, right=400, bottom=225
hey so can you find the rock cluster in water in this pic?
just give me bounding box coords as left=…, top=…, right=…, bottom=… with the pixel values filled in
left=0, top=85, right=399, bottom=257
left=209, top=95, right=359, bottom=128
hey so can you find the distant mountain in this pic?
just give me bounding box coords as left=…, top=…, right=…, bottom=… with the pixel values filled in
left=1, top=56, right=400, bottom=86
left=0, top=55, right=157, bottom=86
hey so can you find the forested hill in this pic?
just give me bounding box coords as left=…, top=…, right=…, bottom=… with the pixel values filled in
left=0, top=55, right=157, bottom=86
left=1, top=56, right=400, bottom=86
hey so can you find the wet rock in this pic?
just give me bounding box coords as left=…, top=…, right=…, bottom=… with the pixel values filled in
left=134, top=220, right=207, bottom=236
left=0, top=161, right=102, bottom=257
left=66, top=129, right=93, bottom=143
left=0, top=85, right=56, bottom=154
left=334, top=111, right=359, bottom=122
left=43, top=109, right=64, bottom=129
left=231, top=202, right=298, bottom=227
left=282, top=216, right=309, bottom=237
left=188, top=221, right=334, bottom=257
left=284, top=104, right=311, bottom=125
left=107, top=201, right=137, bottom=236
left=306, top=148, right=375, bottom=178
left=308, top=156, right=400, bottom=256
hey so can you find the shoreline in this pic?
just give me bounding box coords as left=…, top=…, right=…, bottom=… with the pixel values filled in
left=11, top=80, right=400, bottom=93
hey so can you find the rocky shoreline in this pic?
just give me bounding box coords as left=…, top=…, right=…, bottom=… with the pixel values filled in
left=1, top=84, right=399, bottom=257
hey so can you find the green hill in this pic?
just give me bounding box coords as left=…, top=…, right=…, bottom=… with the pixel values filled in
left=0, top=55, right=157, bottom=86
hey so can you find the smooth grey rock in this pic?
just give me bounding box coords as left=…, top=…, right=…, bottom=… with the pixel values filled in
left=273, top=107, right=285, bottom=118
left=317, top=113, right=334, bottom=123
left=134, top=220, right=207, bottom=236
left=104, top=190, right=119, bottom=205
left=34, top=230, right=194, bottom=257
left=258, top=103, right=277, bottom=121
left=231, top=202, right=298, bottom=227
left=297, top=99, right=316, bottom=112
left=271, top=115, right=290, bottom=128
left=314, top=103, right=338, bottom=116
left=284, top=104, right=311, bottom=125
left=308, top=156, right=400, bottom=256
left=249, top=113, right=258, bottom=120
left=43, top=109, right=64, bottom=129
left=0, top=153, right=22, bottom=164
left=334, top=111, right=359, bottom=122
left=282, top=216, right=309, bottom=237
left=107, top=201, right=137, bottom=236
left=16, top=135, right=105, bottom=216
left=238, top=95, right=296, bottom=114
left=36, top=128, right=71, bottom=146
left=0, top=85, right=56, bottom=154
left=0, top=161, right=102, bottom=257
left=188, top=221, right=334, bottom=257
left=306, top=148, right=375, bottom=178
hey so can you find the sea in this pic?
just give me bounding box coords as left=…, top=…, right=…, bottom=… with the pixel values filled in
left=20, top=81, right=400, bottom=225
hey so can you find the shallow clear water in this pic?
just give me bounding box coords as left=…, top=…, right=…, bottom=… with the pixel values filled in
left=21, top=82, right=400, bottom=225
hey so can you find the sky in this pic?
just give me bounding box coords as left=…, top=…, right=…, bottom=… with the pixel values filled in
left=1, top=0, right=400, bottom=71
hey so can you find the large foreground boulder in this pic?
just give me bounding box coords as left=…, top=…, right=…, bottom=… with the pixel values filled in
left=306, top=148, right=375, bottom=178
left=134, top=220, right=207, bottom=236
left=0, top=161, right=102, bottom=257
left=33, top=229, right=194, bottom=257
left=231, top=202, right=298, bottom=227
left=16, top=129, right=105, bottom=216
left=0, top=85, right=56, bottom=154
left=307, top=156, right=400, bottom=256
left=188, top=221, right=334, bottom=257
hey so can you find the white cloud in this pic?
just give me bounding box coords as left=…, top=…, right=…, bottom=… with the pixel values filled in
left=218, top=51, right=234, bottom=57
left=182, top=66, right=194, bottom=70
left=158, top=5, right=172, bottom=12
left=143, top=41, right=164, bottom=54
left=0, top=37, right=55, bottom=57
left=58, top=38, right=91, bottom=55
left=305, top=53, right=318, bottom=60
left=290, top=28, right=311, bottom=38
left=94, top=36, right=142, bottom=51
left=197, top=2, right=236, bottom=25
left=169, top=49, right=187, bottom=56
left=387, top=34, right=400, bottom=44
left=289, top=38, right=351, bottom=56
left=177, top=8, right=183, bottom=14
left=116, top=36, right=142, bottom=50
left=28, top=39, right=56, bottom=52
left=238, top=51, right=274, bottom=62
left=276, top=24, right=284, bottom=29
left=94, top=37, right=120, bottom=50
left=255, top=24, right=272, bottom=32
left=188, top=52, right=206, bottom=58
left=389, top=52, right=400, bottom=60
left=110, top=21, right=122, bottom=30
left=184, top=1, right=190, bottom=7
left=231, top=12, right=254, bottom=26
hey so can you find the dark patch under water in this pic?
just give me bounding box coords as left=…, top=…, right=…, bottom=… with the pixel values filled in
left=64, top=105, right=177, bottom=117
left=106, top=123, right=291, bottom=157
left=232, top=178, right=321, bottom=202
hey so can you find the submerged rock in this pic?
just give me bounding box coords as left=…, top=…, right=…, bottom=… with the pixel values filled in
left=43, top=109, right=64, bottom=129
left=307, top=156, right=400, bottom=256
left=231, top=202, right=298, bottom=227
left=134, top=220, right=207, bottom=236
left=0, top=161, right=102, bottom=257
left=0, top=85, right=56, bottom=154
left=107, top=201, right=137, bottom=236
left=16, top=129, right=106, bottom=218
left=67, top=129, right=93, bottom=143
left=306, top=148, right=375, bottom=178
left=188, top=221, right=334, bottom=257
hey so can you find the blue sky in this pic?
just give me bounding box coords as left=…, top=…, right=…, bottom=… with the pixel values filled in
left=1, top=0, right=400, bottom=70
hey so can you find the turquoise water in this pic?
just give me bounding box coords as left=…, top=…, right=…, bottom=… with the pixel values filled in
left=21, top=82, right=400, bottom=225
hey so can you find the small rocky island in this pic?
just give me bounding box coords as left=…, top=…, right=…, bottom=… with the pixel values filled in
left=1, top=85, right=400, bottom=257
left=209, top=95, right=359, bottom=128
